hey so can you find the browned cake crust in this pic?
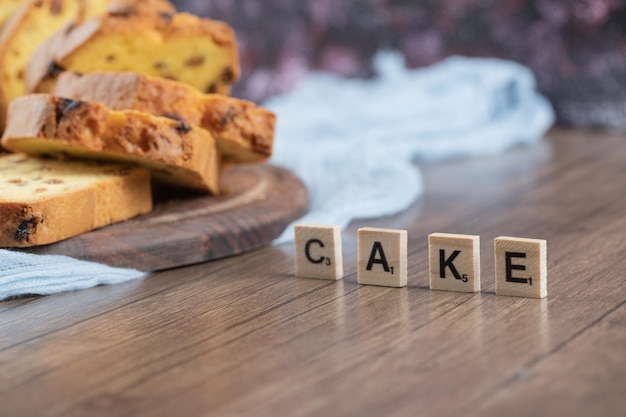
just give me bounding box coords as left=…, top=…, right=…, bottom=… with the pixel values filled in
left=54, top=71, right=275, bottom=162
left=1, top=94, right=221, bottom=193
left=0, top=153, right=152, bottom=247
left=25, top=3, right=239, bottom=97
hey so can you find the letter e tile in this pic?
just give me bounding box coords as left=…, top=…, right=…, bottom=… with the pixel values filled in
left=428, top=233, right=480, bottom=293
left=495, top=236, right=547, bottom=298
left=295, top=224, right=343, bottom=280
left=358, top=227, right=407, bottom=287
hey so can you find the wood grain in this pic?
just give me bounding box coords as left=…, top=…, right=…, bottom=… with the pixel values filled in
left=16, top=163, right=308, bottom=270
left=0, top=130, right=624, bottom=417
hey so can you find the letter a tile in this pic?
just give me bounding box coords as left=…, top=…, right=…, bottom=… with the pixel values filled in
left=428, top=233, right=480, bottom=293
left=358, top=227, right=407, bottom=287
left=495, top=236, right=547, bottom=298
left=295, top=224, right=343, bottom=280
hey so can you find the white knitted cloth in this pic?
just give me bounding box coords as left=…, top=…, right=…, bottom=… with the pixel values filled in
left=0, top=52, right=554, bottom=299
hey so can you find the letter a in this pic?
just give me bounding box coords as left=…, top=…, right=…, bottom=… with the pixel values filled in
left=358, top=228, right=407, bottom=287
left=366, top=241, right=390, bottom=272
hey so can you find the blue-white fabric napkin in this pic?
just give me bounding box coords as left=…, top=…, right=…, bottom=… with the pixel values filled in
left=269, top=52, right=554, bottom=242
left=0, top=250, right=146, bottom=300
left=0, top=52, right=554, bottom=299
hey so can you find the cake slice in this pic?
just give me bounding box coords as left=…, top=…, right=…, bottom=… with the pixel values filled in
left=54, top=71, right=275, bottom=162
left=0, top=0, right=23, bottom=31
left=1, top=94, right=221, bottom=193
left=0, top=153, right=152, bottom=247
left=0, top=0, right=118, bottom=132
left=25, top=5, right=239, bottom=97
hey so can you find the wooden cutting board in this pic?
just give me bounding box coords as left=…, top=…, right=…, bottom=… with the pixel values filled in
left=19, top=164, right=308, bottom=271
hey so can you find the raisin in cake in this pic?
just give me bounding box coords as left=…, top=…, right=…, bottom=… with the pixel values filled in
left=0, top=153, right=152, bottom=247
left=0, top=0, right=117, bottom=132
left=25, top=5, right=239, bottom=97
left=2, top=94, right=221, bottom=193
left=55, top=71, right=274, bottom=162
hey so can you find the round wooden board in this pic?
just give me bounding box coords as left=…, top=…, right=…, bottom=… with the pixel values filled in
left=20, top=164, right=308, bottom=271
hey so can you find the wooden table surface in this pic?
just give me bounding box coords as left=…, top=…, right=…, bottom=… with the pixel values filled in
left=1, top=129, right=625, bottom=417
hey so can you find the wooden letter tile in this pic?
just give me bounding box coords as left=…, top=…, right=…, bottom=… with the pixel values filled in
left=295, top=224, right=343, bottom=280
left=495, top=236, right=547, bottom=298
left=358, top=227, right=407, bottom=287
left=428, top=233, right=480, bottom=293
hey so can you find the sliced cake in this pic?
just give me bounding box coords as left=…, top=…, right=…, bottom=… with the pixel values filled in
left=25, top=6, right=239, bottom=97
left=0, top=153, right=152, bottom=247
left=0, top=0, right=117, bottom=132
left=0, top=0, right=23, bottom=31
left=2, top=94, right=221, bottom=193
left=54, top=71, right=274, bottom=162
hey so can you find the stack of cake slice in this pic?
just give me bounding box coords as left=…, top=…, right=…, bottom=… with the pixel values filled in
left=0, top=0, right=276, bottom=247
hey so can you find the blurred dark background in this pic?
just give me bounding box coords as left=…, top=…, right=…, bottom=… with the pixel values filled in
left=172, top=0, right=626, bottom=129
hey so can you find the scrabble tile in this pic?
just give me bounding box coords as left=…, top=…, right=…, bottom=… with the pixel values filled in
left=428, top=233, right=480, bottom=293
left=495, top=236, right=547, bottom=298
left=295, top=224, right=343, bottom=280
left=358, top=227, right=407, bottom=287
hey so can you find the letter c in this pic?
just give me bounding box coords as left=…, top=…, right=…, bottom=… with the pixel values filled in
left=305, top=238, right=325, bottom=264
